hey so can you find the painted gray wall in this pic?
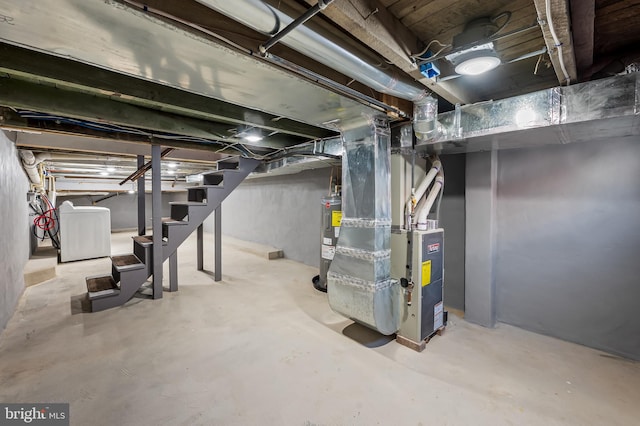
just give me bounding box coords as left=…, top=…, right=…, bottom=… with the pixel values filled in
left=465, top=151, right=498, bottom=327
left=439, top=154, right=466, bottom=311
left=496, top=138, right=640, bottom=360
left=0, top=131, right=30, bottom=332
left=206, top=168, right=331, bottom=267
left=58, top=192, right=183, bottom=231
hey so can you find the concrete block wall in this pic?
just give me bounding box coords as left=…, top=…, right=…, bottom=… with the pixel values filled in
left=495, top=138, right=640, bottom=360
left=465, top=137, right=640, bottom=360
left=206, top=168, right=332, bottom=267
left=0, top=131, right=31, bottom=332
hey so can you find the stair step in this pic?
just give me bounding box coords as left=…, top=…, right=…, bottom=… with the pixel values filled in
left=86, top=275, right=120, bottom=300
left=217, top=160, right=239, bottom=170
left=169, top=201, right=207, bottom=206
left=162, top=217, right=188, bottom=226
left=132, top=235, right=167, bottom=246
left=111, top=254, right=145, bottom=271
left=201, top=173, right=224, bottom=186
left=205, top=168, right=243, bottom=175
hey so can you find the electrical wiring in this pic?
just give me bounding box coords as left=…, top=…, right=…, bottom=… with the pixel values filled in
left=491, top=11, right=512, bottom=36
left=16, top=110, right=254, bottom=157
left=545, top=0, right=571, bottom=85
left=410, top=39, right=451, bottom=60
left=534, top=53, right=544, bottom=75
left=30, top=193, right=60, bottom=248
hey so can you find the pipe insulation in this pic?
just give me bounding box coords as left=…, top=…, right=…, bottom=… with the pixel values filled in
left=195, top=0, right=428, bottom=102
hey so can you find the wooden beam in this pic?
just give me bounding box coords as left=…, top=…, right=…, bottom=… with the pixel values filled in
left=295, top=0, right=474, bottom=104
left=569, top=0, right=595, bottom=79
left=0, top=43, right=335, bottom=140
left=0, top=78, right=303, bottom=149
left=1, top=108, right=249, bottom=156
left=532, top=0, right=578, bottom=84
left=13, top=132, right=228, bottom=163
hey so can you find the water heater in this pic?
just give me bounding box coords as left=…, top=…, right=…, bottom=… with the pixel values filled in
left=313, top=192, right=341, bottom=292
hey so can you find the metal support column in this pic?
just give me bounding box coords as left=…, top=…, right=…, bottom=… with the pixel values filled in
left=169, top=250, right=178, bottom=292
left=197, top=223, right=204, bottom=271
left=214, top=205, right=221, bottom=281
left=151, top=145, right=163, bottom=299
left=137, top=155, right=145, bottom=236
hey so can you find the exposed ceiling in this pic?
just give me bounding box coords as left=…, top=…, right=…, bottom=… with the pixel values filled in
left=0, top=0, right=638, bottom=189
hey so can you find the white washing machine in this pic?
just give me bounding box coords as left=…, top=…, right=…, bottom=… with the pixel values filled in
left=59, top=201, right=111, bottom=262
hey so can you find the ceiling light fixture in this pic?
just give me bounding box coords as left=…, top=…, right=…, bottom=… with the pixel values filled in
left=106, top=166, right=116, bottom=173
left=445, top=15, right=509, bottom=76
left=167, top=162, right=177, bottom=169
left=100, top=171, right=109, bottom=176
left=448, top=43, right=501, bottom=76
left=243, top=134, right=263, bottom=143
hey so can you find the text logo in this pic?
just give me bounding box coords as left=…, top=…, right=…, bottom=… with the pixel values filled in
left=1, top=404, right=69, bottom=425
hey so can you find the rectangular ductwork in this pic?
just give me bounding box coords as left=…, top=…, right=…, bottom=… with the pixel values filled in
left=327, top=117, right=400, bottom=336
left=423, top=72, right=640, bottom=155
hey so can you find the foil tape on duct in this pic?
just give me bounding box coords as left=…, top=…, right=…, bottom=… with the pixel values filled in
left=327, top=117, right=400, bottom=335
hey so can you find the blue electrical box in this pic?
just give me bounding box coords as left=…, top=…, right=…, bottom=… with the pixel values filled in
left=420, top=61, right=440, bottom=79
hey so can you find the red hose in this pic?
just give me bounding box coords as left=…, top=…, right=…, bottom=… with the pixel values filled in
left=34, top=208, right=57, bottom=231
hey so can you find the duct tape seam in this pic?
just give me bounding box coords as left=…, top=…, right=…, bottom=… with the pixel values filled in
left=327, top=272, right=396, bottom=292
left=340, top=218, right=392, bottom=228
left=335, top=247, right=390, bottom=261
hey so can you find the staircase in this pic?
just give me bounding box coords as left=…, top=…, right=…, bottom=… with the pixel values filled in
left=85, top=157, right=260, bottom=312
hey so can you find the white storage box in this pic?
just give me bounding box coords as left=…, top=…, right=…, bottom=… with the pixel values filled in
left=59, top=201, right=111, bottom=262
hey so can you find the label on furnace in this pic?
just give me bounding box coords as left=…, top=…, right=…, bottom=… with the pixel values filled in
left=434, top=301, right=444, bottom=331
left=421, top=260, right=432, bottom=287
left=321, top=244, right=335, bottom=260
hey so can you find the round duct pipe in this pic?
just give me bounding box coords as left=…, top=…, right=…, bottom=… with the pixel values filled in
left=194, top=0, right=429, bottom=102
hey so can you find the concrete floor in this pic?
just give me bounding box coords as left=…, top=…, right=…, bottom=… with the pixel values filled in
left=1, top=232, right=639, bottom=426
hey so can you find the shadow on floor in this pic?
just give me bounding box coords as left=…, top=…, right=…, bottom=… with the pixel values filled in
left=70, top=284, right=154, bottom=314
left=70, top=294, right=91, bottom=314
left=342, top=323, right=395, bottom=348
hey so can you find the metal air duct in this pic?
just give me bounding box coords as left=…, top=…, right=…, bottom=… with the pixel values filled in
left=424, top=72, right=640, bottom=154
left=194, top=0, right=428, bottom=102
left=327, top=116, right=400, bottom=336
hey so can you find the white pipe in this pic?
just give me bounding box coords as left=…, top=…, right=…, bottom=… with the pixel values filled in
left=416, top=172, right=444, bottom=230
left=404, top=159, right=441, bottom=227
left=545, top=0, right=570, bottom=85
left=19, top=150, right=42, bottom=187
left=195, top=0, right=428, bottom=101
left=414, top=159, right=441, bottom=204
